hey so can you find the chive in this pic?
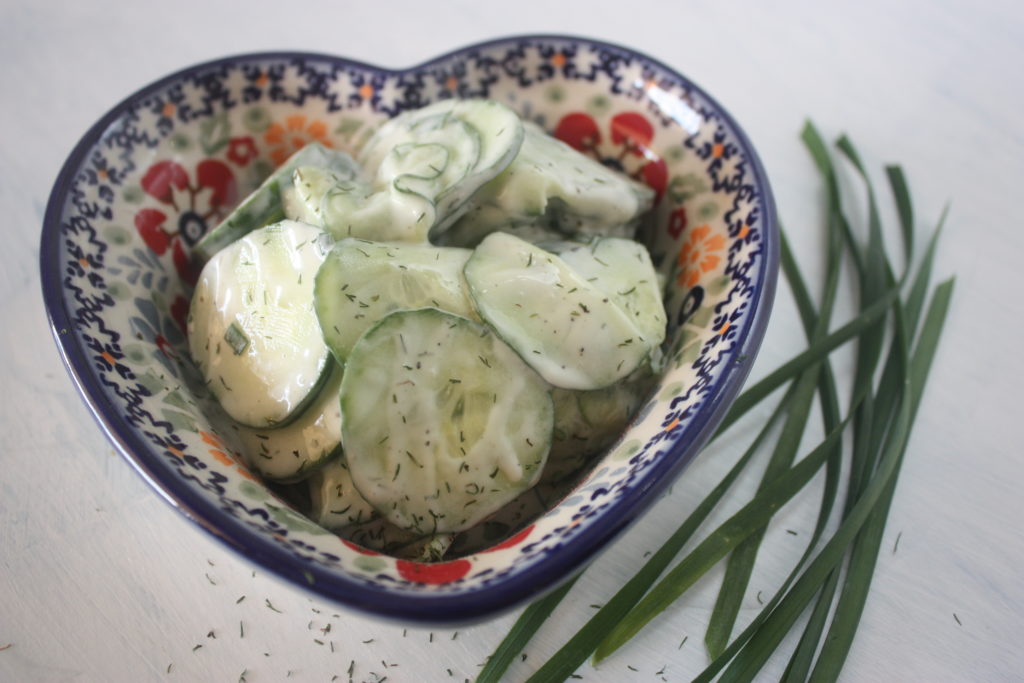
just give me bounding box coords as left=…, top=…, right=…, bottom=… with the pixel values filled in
left=223, top=322, right=249, bottom=355
left=706, top=162, right=950, bottom=683
left=517, top=391, right=797, bottom=683
left=476, top=579, right=577, bottom=683
left=475, top=125, right=954, bottom=683
left=706, top=129, right=848, bottom=658
left=478, top=124, right=953, bottom=683
left=594, top=417, right=850, bottom=663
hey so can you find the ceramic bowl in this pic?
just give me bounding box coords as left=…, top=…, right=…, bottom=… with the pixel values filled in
left=41, top=36, right=777, bottom=623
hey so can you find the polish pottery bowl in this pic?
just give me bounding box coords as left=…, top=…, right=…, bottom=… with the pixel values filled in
left=41, top=36, right=778, bottom=623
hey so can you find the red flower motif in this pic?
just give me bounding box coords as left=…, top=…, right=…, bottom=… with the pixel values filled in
left=135, top=208, right=172, bottom=254
left=140, top=159, right=237, bottom=217
left=395, top=558, right=472, bottom=584
left=554, top=111, right=667, bottom=203
left=134, top=158, right=237, bottom=285
left=555, top=113, right=601, bottom=152
left=226, top=136, right=258, bottom=166
left=140, top=161, right=188, bottom=203
left=609, top=112, right=653, bottom=156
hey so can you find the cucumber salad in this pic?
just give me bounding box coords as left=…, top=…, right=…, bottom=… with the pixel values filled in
left=187, top=99, right=667, bottom=560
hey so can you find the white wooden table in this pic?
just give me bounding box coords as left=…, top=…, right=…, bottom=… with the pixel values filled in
left=3, top=1, right=1021, bottom=680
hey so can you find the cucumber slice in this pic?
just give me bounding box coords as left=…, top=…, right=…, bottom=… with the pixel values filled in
left=341, top=308, right=553, bottom=534
left=308, top=456, right=379, bottom=530
left=437, top=211, right=566, bottom=249
left=451, top=121, right=654, bottom=242
left=342, top=517, right=451, bottom=560
left=554, top=237, right=667, bottom=348
left=314, top=239, right=478, bottom=364
left=577, top=375, right=653, bottom=427
left=290, top=165, right=418, bottom=242
left=357, top=99, right=525, bottom=239
left=195, top=143, right=358, bottom=263
left=234, top=364, right=344, bottom=482
left=187, top=220, right=331, bottom=427
left=463, top=232, right=652, bottom=390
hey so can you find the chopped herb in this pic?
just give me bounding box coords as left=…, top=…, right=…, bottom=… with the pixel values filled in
left=192, top=644, right=202, bottom=652
left=954, top=613, right=963, bottom=626
left=893, top=531, right=902, bottom=554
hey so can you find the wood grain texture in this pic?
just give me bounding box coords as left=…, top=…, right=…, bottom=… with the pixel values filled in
left=3, top=0, right=1022, bottom=680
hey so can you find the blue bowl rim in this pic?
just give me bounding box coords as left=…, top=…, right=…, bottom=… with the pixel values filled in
left=40, top=34, right=779, bottom=624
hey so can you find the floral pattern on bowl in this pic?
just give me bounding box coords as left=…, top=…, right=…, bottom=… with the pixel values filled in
left=41, top=36, right=778, bottom=623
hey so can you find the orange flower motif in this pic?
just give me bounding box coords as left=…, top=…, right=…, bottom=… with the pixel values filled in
left=676, top=224, right=727, bottom=288
left=263, top=114, right=333, bottom=165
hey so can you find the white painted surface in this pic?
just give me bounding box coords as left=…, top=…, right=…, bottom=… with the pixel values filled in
left=2, top=0, right=1021, bottom=680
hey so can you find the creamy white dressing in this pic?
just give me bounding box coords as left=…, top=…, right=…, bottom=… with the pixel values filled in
left=190, top=101, right=666, bottom=558
left=188, top=220, right=329, bottom=427
left=342, top=309, right=551, bottom=534
left=234, top=367, right=343, bottom=482
left=465, top=232, right=652, bottom=390
left=308, top=458, right=379, bottom=530
left=314, top=239, right=478, bottom=363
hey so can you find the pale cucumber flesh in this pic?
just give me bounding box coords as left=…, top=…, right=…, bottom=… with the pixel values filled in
left=341, top=308, right=553, bottom=534
left=188, top=220, right=331, bottom=427
left=463, top=232, right=655, bottom=390
left=314, top=239, right=477, bottom=364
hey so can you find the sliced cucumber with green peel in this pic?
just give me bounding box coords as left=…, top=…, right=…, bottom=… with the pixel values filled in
left=195, top=143, right=358, bottom=263
left=308, top=456, right=379, bottom=530
left=545, top=375, right=653, bottom=481
left=234, top=364, right=343, bottom=483
left=578, top=374, right=654, bottom=427
left=314, top=239, right=477, bottom=363
left=437, top=211, right=566, bottom=249
left=342, top=517, right=451, bottom=559
left=554, top=237, right=667, bottom=348
left=341, top=308, right=553, bottom=535
left=463, top=232, right=653, bottom=390
left=451, top=121, right=654, bottom=243
left=356, top=98, right=525, bottom=240
left=187, top=220, right=331, bottom=427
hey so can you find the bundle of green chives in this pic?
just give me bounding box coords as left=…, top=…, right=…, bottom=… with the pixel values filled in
left=476, top=123, right=954, bottom=683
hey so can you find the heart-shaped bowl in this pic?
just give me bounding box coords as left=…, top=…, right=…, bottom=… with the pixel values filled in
left=42, top=35, right=777, bottom=624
